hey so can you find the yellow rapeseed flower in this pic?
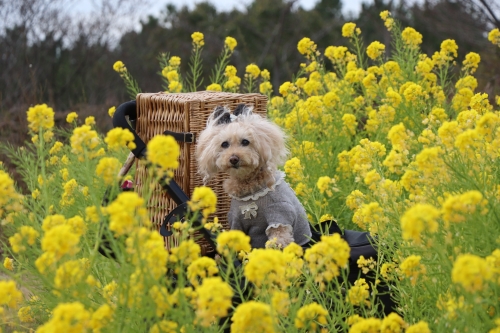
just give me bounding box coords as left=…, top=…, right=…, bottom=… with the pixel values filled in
left=66, top=112, right=78, bottom=123
left=194, top=277, right=233, bottom=327
left=106, top=191, right=148, bottom=237
left=225, top=36, right=237, bottom=51
left=406, top=321, right=430, bottom=333
left=3, top=257, right=14, bottom=271
left=96, top=157, right=121, bottom=185
left=108, top=106, right=116, bottom=117
left=113, top=60, right=126, bottom=72
left=400, top=204, right=440, bottom=243
left=304, top=234, right=350, bottom=290
left=191, top=31, right=204, bottom=47
left=400, top=255, right=426, bottom=286
left=244, top=248, right=287, bottom=288
left=36, top=302, right=91, bottom=332
left=342, top=22, right=358, bottom=38
left=0, top=280, right=23, bottom=308
left=146, top=135, right=180, bottom=175
left=452, top=254, right=492, bottom=292
left=347, top=278, right=370, bottom=306
left=206, top=83, right=222, bottom=91
left=261, top=69, right=271, bottom=81
left=488, top=28, right=500, bottom=46
left=168, top=80, right=182, bottom=93
left=401, top=27, right=423, bottom=48
left=297, top=37, right=317, bottom=58
left=18, top=306, right=34, bottom=323
left=169, top=56, right=181, bottom=67
left=216, top=230, right=251, bottom=257
left=70, top=125, right=100, bottom=157
left=245, top=63, right=261, bottom=79
left=366, top=41, right=385, bottom=60
left=189, top=186, right=217, bottom=219
left=295, top=302, right=328, bottom=330
left=26, top=104, right=55, bottom=132
left=54, top=259, right=87, bottom=289
left=441, top=190, right=488, bottom=225
left=259, top=81, right=273, bottom=94
left=187, top=257, right=219, bottom=287
left=9, top=226, right=39, bottom=253
left=105, top=127, right=136, bottom=151
left=230, top=301, right=274, bottom=333
left=462, top=52, right=480, bottom=74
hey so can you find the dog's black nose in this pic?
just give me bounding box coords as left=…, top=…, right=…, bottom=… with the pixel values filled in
left=229, top=155, right=239, bottom=165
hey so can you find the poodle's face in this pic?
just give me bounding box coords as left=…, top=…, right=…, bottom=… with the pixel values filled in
left=211, top=122, right=261, bottom=178
left=196, top=104, right=288, bottom=182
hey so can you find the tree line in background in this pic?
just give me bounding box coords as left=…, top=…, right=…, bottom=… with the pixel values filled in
left=1, top=0, right=499, bottom=143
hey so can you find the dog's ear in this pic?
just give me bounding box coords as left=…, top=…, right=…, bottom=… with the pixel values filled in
left=233, top=103, right=253, bottom=117
left=211, top=105, right=232, bottom=126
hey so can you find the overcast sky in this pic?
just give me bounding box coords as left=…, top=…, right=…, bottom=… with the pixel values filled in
left=73, top=0, right=366, bottom=23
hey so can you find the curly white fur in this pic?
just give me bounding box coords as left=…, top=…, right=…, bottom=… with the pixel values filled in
left=195, top=105, right=289, bottom=197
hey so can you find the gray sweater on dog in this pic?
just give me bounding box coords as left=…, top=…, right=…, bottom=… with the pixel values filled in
left=227, top=172, right=312, bottom=249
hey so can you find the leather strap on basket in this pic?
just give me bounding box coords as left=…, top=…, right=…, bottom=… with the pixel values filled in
left=163, top=130, right=195, bottom=143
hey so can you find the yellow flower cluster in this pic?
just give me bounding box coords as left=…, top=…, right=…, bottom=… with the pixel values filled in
left=66, top=111, right=78, bottom=123
left=224, top=65, right=241, bottom=91
left=400, top=255, right=426, bottom=286
left=191, top=31, right=204, bottom=47
left=70, top=125, right=101, bottom=160
left=206, top=83, right=222, bottom=91
left=0, top=280, right=23, bottom=308
left=400, top=203, right=440, bottom=243
left=113, top=60, right=126, bottom=72
left=26, top=104, right=55, bottom=132
left=452, top=253, right=492, bottom=292
left=294, top=302, right=328, bottom=330
left=489, top=28, right=500, bottom=46
left=187, top=257, right=219, bottom=286
left=216, top=230, right=251, bottom=257
left=126, top=227, right=169, bottom=279
left=169, top=239, right=201, bottom=270
left=441, top=190, right=488, bottom=225
left=244, top=248, right=287, bottom=288
left=401, top=27, right=423, bottom=49
left=230, top=301, right=275, bottom=333
left=96, top=157, right=121, bottom=185
left=304, top=234, right=350, bottom=290
left=162, top=56, right=183, bottom=93
left=246, top=63, right=260, bottom=79
left=37, top=301, right=112, bottom=333
left=106, top=191, right=149, bottom=236
left=349, top=313, right=408, bottom=333
left=347, top=278, right=370, bottom=306
left=9, top=226, right=39, bottom=253
left=194, top=277, right=233, bottom=327
left=54, top=259, right=89, bottom=289
left=146, top=134, right=180, bottom=176
left=225, top=36, right=237, bottom=51
left=342, top=22, right=360, bottom=38
left=105, top=127, right=136, bottom=151
left=380, top=10, right=394, bottom=30
left=188, top=186, right=217, bottom=220
left=297, top=37, right=318, bottom=59
left=366, top=41, right=385, bottom=60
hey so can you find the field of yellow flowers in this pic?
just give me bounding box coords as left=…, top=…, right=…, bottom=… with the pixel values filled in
left=2, top=11, right=500, bottom=333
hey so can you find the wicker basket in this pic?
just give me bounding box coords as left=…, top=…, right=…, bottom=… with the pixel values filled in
left=133, top=91, right=268, bottom=253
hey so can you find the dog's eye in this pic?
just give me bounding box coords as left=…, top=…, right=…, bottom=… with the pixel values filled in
left=221, top=141, right=229, bottom=148
left=241, top=139, right=250, bottom=146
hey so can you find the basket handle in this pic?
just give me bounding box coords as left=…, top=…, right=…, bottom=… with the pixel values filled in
left=112, top=100, right=147, bottom=159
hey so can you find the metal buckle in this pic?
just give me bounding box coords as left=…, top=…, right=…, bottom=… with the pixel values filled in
left=184, top=132, right=195, bottom=143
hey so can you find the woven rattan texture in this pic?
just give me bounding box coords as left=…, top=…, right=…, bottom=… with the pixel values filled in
left=135, top=91, right=268, bottom=253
